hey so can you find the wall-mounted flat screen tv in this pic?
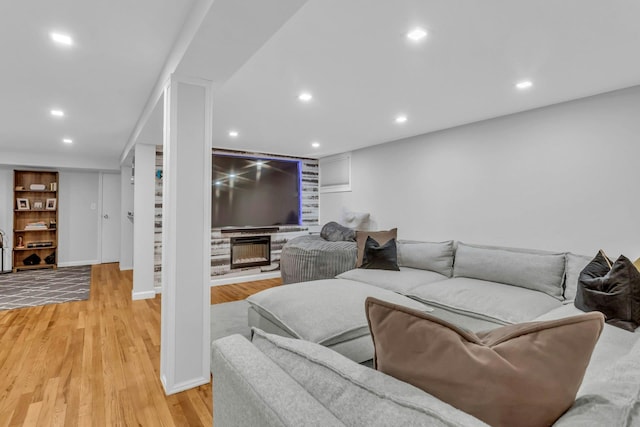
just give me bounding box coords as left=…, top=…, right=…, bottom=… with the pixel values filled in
left=212, top=154, right=301, bottom=228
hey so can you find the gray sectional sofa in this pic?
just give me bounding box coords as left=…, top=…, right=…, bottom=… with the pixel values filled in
left=211, top=240, right=640, bottom=426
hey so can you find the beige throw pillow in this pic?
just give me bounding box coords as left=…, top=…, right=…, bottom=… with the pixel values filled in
left=355, top=228, right=397, bottom=267
left=365, top=297, right=604, bottom=427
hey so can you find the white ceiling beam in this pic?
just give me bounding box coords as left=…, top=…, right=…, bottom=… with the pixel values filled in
left=119, top=0, right=216, bottom=165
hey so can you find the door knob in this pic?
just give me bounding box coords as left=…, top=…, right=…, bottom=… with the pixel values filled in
left=103, top=214, right=109, bottom=219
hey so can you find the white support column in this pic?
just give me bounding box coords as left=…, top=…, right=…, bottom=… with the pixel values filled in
left=160, top=75, right=212, bottom=394
left=132, top=144, right=156, bottom=300
left=119, top=165, right=134, bottom=271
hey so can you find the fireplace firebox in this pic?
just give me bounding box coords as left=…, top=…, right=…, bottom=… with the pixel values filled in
left=230, top=236, right=271, bottom=269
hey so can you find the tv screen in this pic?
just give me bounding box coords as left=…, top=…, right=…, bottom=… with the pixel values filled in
left=212, top=154, right=301, bottom=228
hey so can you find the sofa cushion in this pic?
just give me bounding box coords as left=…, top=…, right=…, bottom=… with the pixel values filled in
left=246, top=279, right=430, bottom=347
left=408, top=277, right=562, bottom=325
left=397, top=240, right=454, bottom=277
left=554, top=335, right=640, bottom=426
left=251, top=328, right=488, bottom=427
left=360, top=236, right=400, bottom=271
left=356, top=228, right=397, bottom=267
left=453, top=242, right=566, bottom=300
left=211, top=334, right=345, bottom=427
left=365, top=297, right=604, bottom=427
left=533, top=303, right=640, bottom=392
left=337, top=267, right=448, bottom=294
left=576, top=251, right=640, bottom=331
left=564, top=253, right=592, bottom=302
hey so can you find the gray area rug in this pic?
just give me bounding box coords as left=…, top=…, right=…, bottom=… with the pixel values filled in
left=211, top=300, right=251, bottom=342
left=0, top=266, right=91, bottom=311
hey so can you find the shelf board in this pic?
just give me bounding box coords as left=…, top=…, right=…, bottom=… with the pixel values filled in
left=14, top=246, right=57, bottom=251
left=14, top=229, right=56, bottom=232
left=14, top=209, right=57, bottom=213
left=14, top=189, right=57, bottom=193
left=14, top=264, right=56, bottom=271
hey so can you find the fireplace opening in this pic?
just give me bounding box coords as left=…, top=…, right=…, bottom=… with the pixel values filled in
left=230, top=236, right=271, bottom=269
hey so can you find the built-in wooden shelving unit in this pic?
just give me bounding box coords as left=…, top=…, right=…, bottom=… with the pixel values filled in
left=12, top=170, right=59, bottom=272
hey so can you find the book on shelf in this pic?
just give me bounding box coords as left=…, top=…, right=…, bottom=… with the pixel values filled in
left=26, top=241, right=53, bottom=248
left=24, top=221, right=48, bottom=230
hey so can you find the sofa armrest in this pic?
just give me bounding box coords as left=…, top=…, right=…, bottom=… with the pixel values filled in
left=211, top=335, right=344, bottom=427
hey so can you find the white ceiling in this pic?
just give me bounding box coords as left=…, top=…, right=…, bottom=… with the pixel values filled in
left=0, top=0, right=197, bottom=168
left=2, top=0, right=640, bottom=168
left=207, top=0, right=640, bottom=158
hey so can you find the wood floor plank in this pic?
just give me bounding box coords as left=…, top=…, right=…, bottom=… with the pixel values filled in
left=0, top=264, right=281, bottom=426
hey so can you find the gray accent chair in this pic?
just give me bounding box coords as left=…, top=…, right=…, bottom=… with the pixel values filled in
left=280, top=235, right=356, bottom=284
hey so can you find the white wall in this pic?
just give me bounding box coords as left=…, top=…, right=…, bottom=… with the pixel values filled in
left=321, top=86, right=640, bottom=258
left=0, top=168, right=13, bottom=270
left=0, top=168, right=102, bottom=269
left=58, top=171, right=101, bottom=266
left=120, top=166, right=134, bottom=270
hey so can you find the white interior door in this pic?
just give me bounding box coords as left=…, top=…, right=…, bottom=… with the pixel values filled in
left=101, top=173, right=121, bottom=263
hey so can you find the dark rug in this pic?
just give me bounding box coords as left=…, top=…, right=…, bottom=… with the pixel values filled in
left=0, top=266, right=91, bottom=311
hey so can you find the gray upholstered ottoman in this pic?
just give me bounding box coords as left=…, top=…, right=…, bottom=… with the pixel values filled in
left=280, top=235, right=357, bottom=284
left=246, top=279, right=432, bottom=362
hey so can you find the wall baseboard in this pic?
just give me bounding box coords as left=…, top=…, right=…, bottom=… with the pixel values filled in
left=119, top=263, right=133, bottom=271
left=148, top=272, right=281, bottom=293
left=162, top=375, right=210, bottom=396
left=58, top=259, right=99, bottom=268
left=132, top=290, right=156, bottom=300
left=210, top=271, right=281, bottom=287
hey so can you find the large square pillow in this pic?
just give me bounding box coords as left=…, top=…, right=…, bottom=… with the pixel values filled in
left=355, top=228, right=397, bottom=267
left=365, top=297, right=604, bottom=427
left=360, top=236, right=400, bottom=271
left=575, top=250, right=640, bottom=331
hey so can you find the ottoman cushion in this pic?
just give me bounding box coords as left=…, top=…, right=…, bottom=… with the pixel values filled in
left=247, top=279, right=432, bottom=362
left=337, top=267, right=448, bottom=294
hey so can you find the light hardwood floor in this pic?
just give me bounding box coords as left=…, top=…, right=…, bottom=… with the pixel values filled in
left=0, top=263, right=281, bottom=426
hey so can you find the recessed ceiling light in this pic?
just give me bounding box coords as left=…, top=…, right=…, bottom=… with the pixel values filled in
left=50, top=109, right=65, bottom=117
left=256, top=160, right=263, bottom=166
left=228, top=130, right=239, bottom=137
left=62, top=138, right=73, bottom=144
left=516, top=80, right=533, bottom=90
left=406, top=28, right=427, bottom=42
left=395, top=115, right=408, bottom=124
left=50, top=32, right=73, bottom=46
left=229, top=174, right=236, bottom=178
left=311, top=142, right=320, bottom=148
left=215, top=181, right=221, bottom=186
left=298, top=92, right=313, bottom=102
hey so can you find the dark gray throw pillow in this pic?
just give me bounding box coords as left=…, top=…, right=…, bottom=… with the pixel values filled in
left=360, top=236, right=400, bottom=271
left=320, top=221, right=356, bottom=242
left=23, top=253, right=41, bottom=266
left=575, top=250, right=640, bottom=331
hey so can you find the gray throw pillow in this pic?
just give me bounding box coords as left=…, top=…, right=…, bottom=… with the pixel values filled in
left=320, top=221, right=356, bottom=242
left=564, top=253, right=592, bottom=302
left=454, top=242, right=566, bottom=300
left=397, top=240, right=454, bottom=277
